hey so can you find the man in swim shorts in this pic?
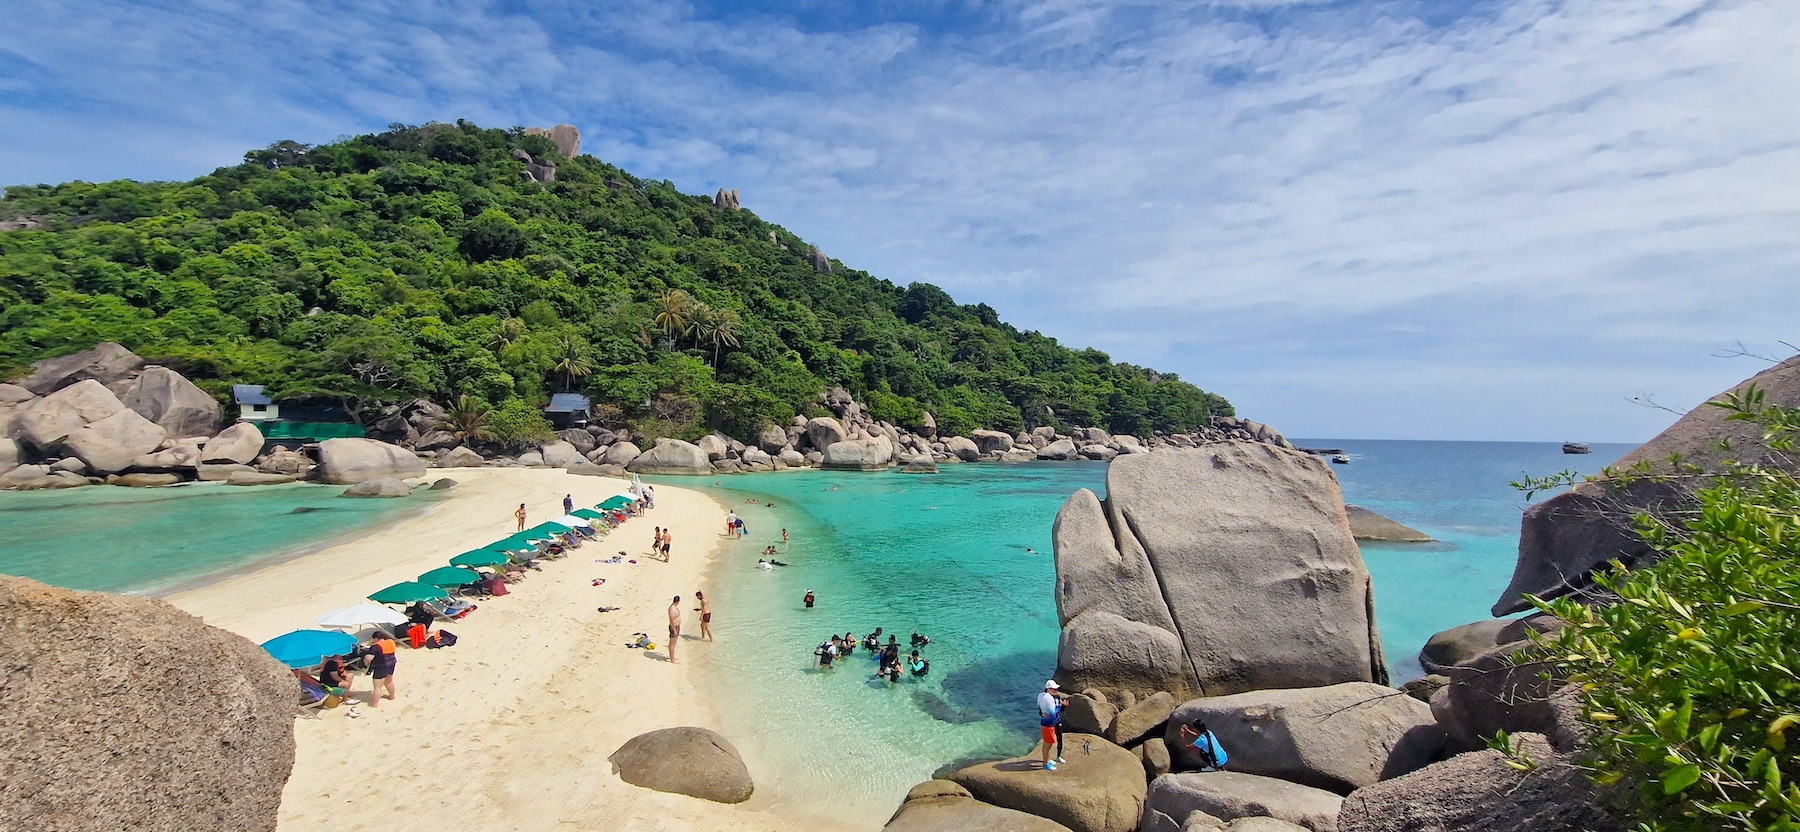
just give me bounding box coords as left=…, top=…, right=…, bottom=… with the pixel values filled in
left=362, top=631, right=400, bottom=707
left=1038, top=680, right=1069, bottom=770
left=695, top=590, right=713, bottom=641
left=667, top=595, right=682, bottom=663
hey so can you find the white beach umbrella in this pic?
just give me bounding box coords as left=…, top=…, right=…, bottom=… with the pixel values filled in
left=550, top=514, right=587, bottom=528
left=314, top=603, right=408, bottom=629
left=615, top=491, right=638, bottom=502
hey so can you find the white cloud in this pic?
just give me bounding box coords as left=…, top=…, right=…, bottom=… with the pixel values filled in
left=1, top=0, right=1793, bottom=441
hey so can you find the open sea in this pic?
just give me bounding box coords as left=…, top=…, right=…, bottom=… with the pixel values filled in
left=0, top=439, right=1631, bottom=827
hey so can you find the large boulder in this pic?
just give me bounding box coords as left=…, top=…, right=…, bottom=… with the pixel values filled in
left=823, top=436, right=895, bottom=470
left=200, top=422, right=264, bottom=465
left=0, top=576, right=294, bottom=831
left=608, top=726, right=753, bottom=804
left=886, top=779, right=1076, bottom=832
left=759, top=425, right=791, bottom=455
left=1167, top=683, right=1443, bottom=792
left=113, top=472, right=183, bottom=487
left=11, top=471, right=90, bottom=490
left=1434, top=643, right=1583, bottom=754
left=950, top=733, right=1145, bottom=832
left=539, top=440, right=583, bottom=468
left=1080, top=444, right=1119, bottom=461
left=227, top=471, right=297, bottom=486
left=1342, top=506, right=1432, bottom=542
left=1417, top=619, right=1510, bottom=675
left=556, top=428, right=597, bottom=455
left=316, top=437, right=427, bottom=484
left=1053, top=443, right=1385, bottom=698
left=626, top=439, right=712, bottom=475
left=902, top=456, right=940, bottom=474
left=62, top=408, right=168, bottom=475
left=437, top=446, right=485, bottom=468
left=778, top=448, right=806, bottom=467
left=342, top=478, right=411, bottom=498
left=695, top=433, right=730, bottom=460
left=1144, top=772, right=1342, bottom=832
left=0, top=464, right=52, bottom=488
left=133, top=442, right=202, bottom=472
left=115, top=366, right=220, bottom=438
left=1061, top=693, right=1118, bottom=736
left=972, top=429, right=1016, bottom=455
left=13, top=379, right=127, bottom=451
left=943, top=436, right=981, bottom=461
left=1037, top=439, right=1080, bottom=460
left=1336, top=733, right=1622, bottom=832
left=806, top=416, right=849, bottom=450
left=1108, top=691, right=1177, bottom=747
left=603, top=441, right=642, bottom=466
left=0, top=383, right=34, bottom=405
left=17, top=342, right=145, bottom=395
left=1495, top=355, right=1800, bottom=615
left=0, top=437, right=18, bottom=475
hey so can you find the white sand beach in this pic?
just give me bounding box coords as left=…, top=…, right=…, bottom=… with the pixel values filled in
left=167, top=468, right=858, bottom=832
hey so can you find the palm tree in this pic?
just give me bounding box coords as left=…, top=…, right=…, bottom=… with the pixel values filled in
left=697, top=307, right=740, bottom=367
left=654, top=290, right=692, bottom=342
left=553, top=334, right=595, bottom=392
left=489, top=317, right=527, bottom=350
left=447, top=395, right=494, bottom=443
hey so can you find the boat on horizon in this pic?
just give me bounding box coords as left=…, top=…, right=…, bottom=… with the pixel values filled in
left=1330, top=454, right=1351, bottom=464
left=1562, top=443, right=1591, bottom=455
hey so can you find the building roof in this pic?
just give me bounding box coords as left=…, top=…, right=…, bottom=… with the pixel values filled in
left=232, top=384, right=273, bottom=406
left=545, top=393, right=591, bottom=413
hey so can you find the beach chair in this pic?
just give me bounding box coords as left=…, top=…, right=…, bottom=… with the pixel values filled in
left=423, top=598, right=475, bottom=621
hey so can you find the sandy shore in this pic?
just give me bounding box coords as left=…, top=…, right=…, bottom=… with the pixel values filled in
left=167, top=467, right=851, bottom=832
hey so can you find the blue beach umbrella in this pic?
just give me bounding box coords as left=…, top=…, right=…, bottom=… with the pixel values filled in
left=261, top=629, right=360, bottom=669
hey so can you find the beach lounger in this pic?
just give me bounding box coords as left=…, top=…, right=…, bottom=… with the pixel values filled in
left=423, top=598, right=476, bottom=621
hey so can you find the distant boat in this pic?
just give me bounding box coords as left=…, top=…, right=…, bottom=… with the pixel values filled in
left=1330, top=454, right=1351, bottom=465
left=1562, top=443, right=1591, bottom=455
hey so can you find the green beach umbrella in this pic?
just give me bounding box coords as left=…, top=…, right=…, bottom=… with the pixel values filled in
left=418, top=566, right=483, bottom=588
left=522, top=522, right=566, bottom=538
left=597, top=496, right=632, bottom=510
left=571, top=508, right=605, bottom=521
left=450, top=549, right=509, bottom=568
left=368, top=581, right=449, bottom=604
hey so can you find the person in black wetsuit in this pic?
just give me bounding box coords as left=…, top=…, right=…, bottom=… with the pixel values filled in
left=361, top=631, right=400, bottom=707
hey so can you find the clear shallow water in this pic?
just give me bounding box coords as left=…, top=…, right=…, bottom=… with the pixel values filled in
left=0, top=482, right=428, bottom=594
left=663, top=440, right=1632, bottom=825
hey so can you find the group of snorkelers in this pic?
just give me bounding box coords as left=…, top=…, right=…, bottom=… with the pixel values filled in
left=814, top=627, right=932, bottom=682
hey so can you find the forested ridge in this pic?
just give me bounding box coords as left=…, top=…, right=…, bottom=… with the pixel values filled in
left=0, top=121, right=1228, bottom=443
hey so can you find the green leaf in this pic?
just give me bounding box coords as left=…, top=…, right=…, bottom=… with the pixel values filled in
left=1662, top=764, right=1702, bottom=795
left=1720, top=600, right=1765, bottom=616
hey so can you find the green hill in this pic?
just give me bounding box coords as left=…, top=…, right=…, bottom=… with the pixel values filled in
left=0, top=121, right=1228, bottom=443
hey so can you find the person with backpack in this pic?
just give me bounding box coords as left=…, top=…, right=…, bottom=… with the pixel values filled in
left=1178, top=720, right=1229, bottom=771
left=1037, top=681, right=1070, bottom=770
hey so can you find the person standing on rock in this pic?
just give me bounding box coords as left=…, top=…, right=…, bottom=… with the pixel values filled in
left=667, top=595, right=683, bottom=663
left=514, top=503, right=527, bottom=532
left=695, top=590, right=713, bottom=641
left=1037, top=681, right=1069, bottom=770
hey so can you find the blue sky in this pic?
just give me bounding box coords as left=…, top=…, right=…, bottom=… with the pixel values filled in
left=3, top=0, right=1795, bottom=442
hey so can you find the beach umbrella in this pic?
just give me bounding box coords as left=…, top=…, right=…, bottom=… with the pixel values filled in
left=368, top=581, right=449, bottom=604
left=313, top=603, right=407, bottom=629
left=523, top=521, right=567, bottom=538
left=261, top=629, right=359, bottom=668
left=418, top=566, right=483, bottom=588
left=597, top=496, right=632, bottom=510
left=550, top=514, right=588, bottom=528
left=571, top=508, right=605, bottom=521
left=450, top=549, right=509, bottom=567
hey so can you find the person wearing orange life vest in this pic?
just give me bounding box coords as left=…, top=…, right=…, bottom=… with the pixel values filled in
left=361, top=631, right=400, bottom=707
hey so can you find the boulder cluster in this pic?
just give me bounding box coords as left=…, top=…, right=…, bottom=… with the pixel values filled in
left=889, top=440, right=1618, bottom=832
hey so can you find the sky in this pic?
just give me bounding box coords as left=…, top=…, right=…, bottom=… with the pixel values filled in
left=2, top=0, right=1796, bottom=442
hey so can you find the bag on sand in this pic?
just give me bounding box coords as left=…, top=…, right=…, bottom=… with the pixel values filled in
left=426, top=630, right=458, bottom=649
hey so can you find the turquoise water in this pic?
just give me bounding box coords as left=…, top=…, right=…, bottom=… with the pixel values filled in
left=665, top=440, right=1632, bottom=824
left=0, top=482, right=429, bottom=594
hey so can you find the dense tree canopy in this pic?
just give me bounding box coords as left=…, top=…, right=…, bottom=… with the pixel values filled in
left=0, top=121, right=1230, bottom=440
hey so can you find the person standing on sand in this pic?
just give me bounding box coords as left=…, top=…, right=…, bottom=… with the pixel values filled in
left=1038, top=680, right=1070, bottom=770
left=652, top=526, right=662, bottom=557
left=662, top=529, right=672, bottom=561
left=563, top=494, right=574, bottom=514
left=362, top=632, right=400, bottom=707
left=667, top=595, right=683, bottom=663
left=514, top=503, right=527, bottom=532
left=695, top=590, right=713, bottom=641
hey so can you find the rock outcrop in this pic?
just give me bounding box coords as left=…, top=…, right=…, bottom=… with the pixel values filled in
left=316, top=437, right=426, bottom=484
left=1342, top=506, right=1432, bottom=543
left=1416, top=619, right=1511, bottom=675
left=1336, top=733, right=1621, bottom=832
left=625, top=439, right=712, bottom=475
left=886, top=780, right=1076, bottom=832
left=0, top=577, right=295, bottom=832
left=1143, top=772, right=1342, bottom=832
left=1167, top=683, right=1442, bottom=792
left=18, top=342, right=145, bottom=395
left=714, top=187, right=741, bottom=209
left=950, top=734, right=1145, bottom=832
left=116, top=366, right=221, bottom=438
left=14, top=379, right=127, bottom=451
left=200, top=421, right=264, bottom=465
left=1494, top=355, right=1800, bottom=615
left=608, top=726, right=753, bottom=804
left=822, top=436, right=894, bottom=470
left=62, top=408, right=167, bottom=475
left=603, top=441, right=642, bottom=466
left=524, top=124, right=582, bottom=158
left=1053, top=443, right=1386, bottom=698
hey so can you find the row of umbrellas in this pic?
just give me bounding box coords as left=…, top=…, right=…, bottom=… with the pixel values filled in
left=260, top=490, right=644, bottom=668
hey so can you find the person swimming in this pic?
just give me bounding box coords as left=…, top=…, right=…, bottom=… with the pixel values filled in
left=911, top=631, right=931, bottom=649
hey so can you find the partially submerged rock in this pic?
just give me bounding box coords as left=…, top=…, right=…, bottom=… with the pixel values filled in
left=0, top=576, right=294, bottom=831
left=342, top=478, right=411, bottom=498
left=823, top=436, right=895, bottom=470
left=1342, top=505, right=1432, bottom=542
left=949, top=733, right=1144, bottom=832
left=886, top=779, right=1076, bottom=832
left=608, top=726, right=753, bottom=804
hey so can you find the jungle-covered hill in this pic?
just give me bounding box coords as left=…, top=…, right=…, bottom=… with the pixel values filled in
left=0, top=121, right=1229, bottom=443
